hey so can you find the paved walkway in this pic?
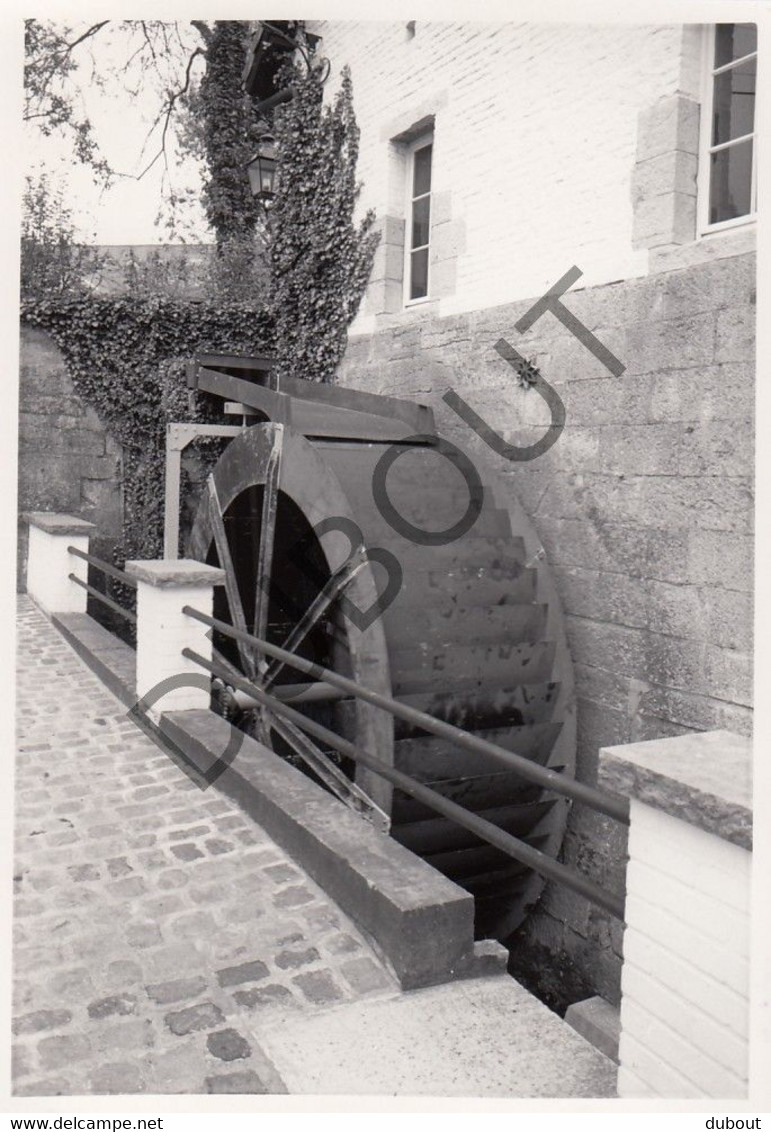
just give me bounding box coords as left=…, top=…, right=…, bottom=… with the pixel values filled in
left=14, top=595, right=617, bottom=1099
left=13, top=596, right=398, bottom=1096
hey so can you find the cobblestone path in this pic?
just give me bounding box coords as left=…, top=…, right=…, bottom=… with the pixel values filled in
left=13, top=596, right=398, bottom=1096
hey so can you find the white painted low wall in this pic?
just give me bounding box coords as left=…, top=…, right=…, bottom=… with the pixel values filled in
left=619, top=800, right=750, bottom=1098
left=24, top=513, right=95, bottom=615
left=126, top=559, right=225, bottom=717
left=600, top=729, right=752, bottom=1101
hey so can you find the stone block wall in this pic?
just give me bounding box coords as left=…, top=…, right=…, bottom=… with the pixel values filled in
left=337, top=248, right=754, bottom=1003
left=17, top=325, right=123, bottom=588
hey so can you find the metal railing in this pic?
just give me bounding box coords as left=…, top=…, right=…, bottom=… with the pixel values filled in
left=181, top=605, right=628, bottom=920
left=67, top=546, right=137, bottom=625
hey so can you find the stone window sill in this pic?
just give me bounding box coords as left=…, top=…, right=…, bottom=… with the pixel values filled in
left=649, top=221, right=756, bottom=274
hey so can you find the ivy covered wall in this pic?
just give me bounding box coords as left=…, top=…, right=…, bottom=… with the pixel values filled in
left=18, top=325, right=123, bottom=590
left=19, top=296, right=274, bottom=586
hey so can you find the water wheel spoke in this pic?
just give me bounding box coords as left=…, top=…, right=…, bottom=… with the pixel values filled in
left=207, top=475, right=256, bottom=679
left=263, top=546, right=369, bottom=689
left=253, top=425, right=283, bottom=673
left=265, top=711, right=390, bottom=833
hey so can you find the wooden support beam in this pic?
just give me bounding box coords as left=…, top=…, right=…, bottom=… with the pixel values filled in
left=253, top=424, right=283, bottom=673
left=163, top=443, right=182, bottom=561
left=164, top=422, right=244, bottom=561
left=195, top=367, right=436, bottom=442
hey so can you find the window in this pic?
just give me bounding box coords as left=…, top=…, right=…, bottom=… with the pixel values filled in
left=405, top=136, right=433, bottom=303
left=700, top=23, right=757, bottom=232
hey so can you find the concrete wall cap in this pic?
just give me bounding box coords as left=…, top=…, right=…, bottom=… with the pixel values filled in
left=22, top=511, right=97, bottom=535
left=598, top=729, right=752, bottom=849
left=125, top=559, right=226, bottom=588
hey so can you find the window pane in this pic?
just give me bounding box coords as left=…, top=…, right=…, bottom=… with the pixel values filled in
left=709, top=137, right=753, bottom=224
left=413, top=144, right=432, bottom=197
left=715, top=23, right=757, bottom=68
left=712, top=56, right=756, bottom=145
left=410, top=247, right=429, bottom=300
left=411, top=195, right=431, bottom=249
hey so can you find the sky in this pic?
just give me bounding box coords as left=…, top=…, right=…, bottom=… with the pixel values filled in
left=24, top=19, right=212, bottom=246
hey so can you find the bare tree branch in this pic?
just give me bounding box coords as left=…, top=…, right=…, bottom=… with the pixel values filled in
left=64, top=21, right=110, bottom=54
left=24, top=21, right=111, bottom=125
left=35, top=19, right=111, bottom=97
left=135, top=44, right=205, bottom=180
left=139, top=21, right=158, bottom=65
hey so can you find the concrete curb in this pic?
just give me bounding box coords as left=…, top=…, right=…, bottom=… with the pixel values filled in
left=565, top=995, right=621, bottom=1063
left=53, top=612, right=136, bottom=708
left=51, top=610, right=506, bottom=990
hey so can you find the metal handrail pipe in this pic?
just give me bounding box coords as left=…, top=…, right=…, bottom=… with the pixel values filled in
left=68, top=574, right=138, bottom=625
left=67, top=546, right=138, bottom=589
left=183, top=646, right=625, bottom=920
left=181, top=605, right=629, bottom=826
left=232, top=681, right=349, bottom=710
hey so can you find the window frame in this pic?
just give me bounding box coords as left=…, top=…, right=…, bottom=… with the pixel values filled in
left=403, top=132, right=434, bottom=307
left=697, top=22, right=758, bottom=236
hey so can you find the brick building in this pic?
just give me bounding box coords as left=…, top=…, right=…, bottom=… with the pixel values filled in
left=306, top=19, right=756, bottom=1003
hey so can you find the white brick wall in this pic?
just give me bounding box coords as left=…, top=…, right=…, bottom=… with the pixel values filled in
left=618, top=800, right=751, bottom=1098
left=310, top=21, right=696, bottom=327
left=134, top=580, right=216, bottom=715
left=26, top=525, right=90, bottom=615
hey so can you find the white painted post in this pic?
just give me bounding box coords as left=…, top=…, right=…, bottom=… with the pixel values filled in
left=23, top=512, right=96, bottom=615
left=599, top=730, right=752, bottom=1100
left=125, top=559, right=225, bottom=717
left=164, top=422, right=242, bottom=560
left=163, top=431, right=182, bottom=561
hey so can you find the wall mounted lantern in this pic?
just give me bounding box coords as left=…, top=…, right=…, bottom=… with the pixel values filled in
left=242, top=21, right=330, bottom=206
left=245, top=133, right=277, bottom=206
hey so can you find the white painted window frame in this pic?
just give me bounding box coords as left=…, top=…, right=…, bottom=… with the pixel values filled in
left=403, top=132, right=434, bottom=307
left=697, top=22, right=758, bottom=236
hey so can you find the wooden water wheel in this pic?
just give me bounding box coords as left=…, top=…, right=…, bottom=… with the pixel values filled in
left=184, top=359, right=576, bottom=941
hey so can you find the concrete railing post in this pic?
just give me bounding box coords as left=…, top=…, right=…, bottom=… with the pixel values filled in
left=599, top=730, right=752, bottom=1100
left=23, top=511, right=96, bottom=615
left=124, top=559, right=225, bottom=717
